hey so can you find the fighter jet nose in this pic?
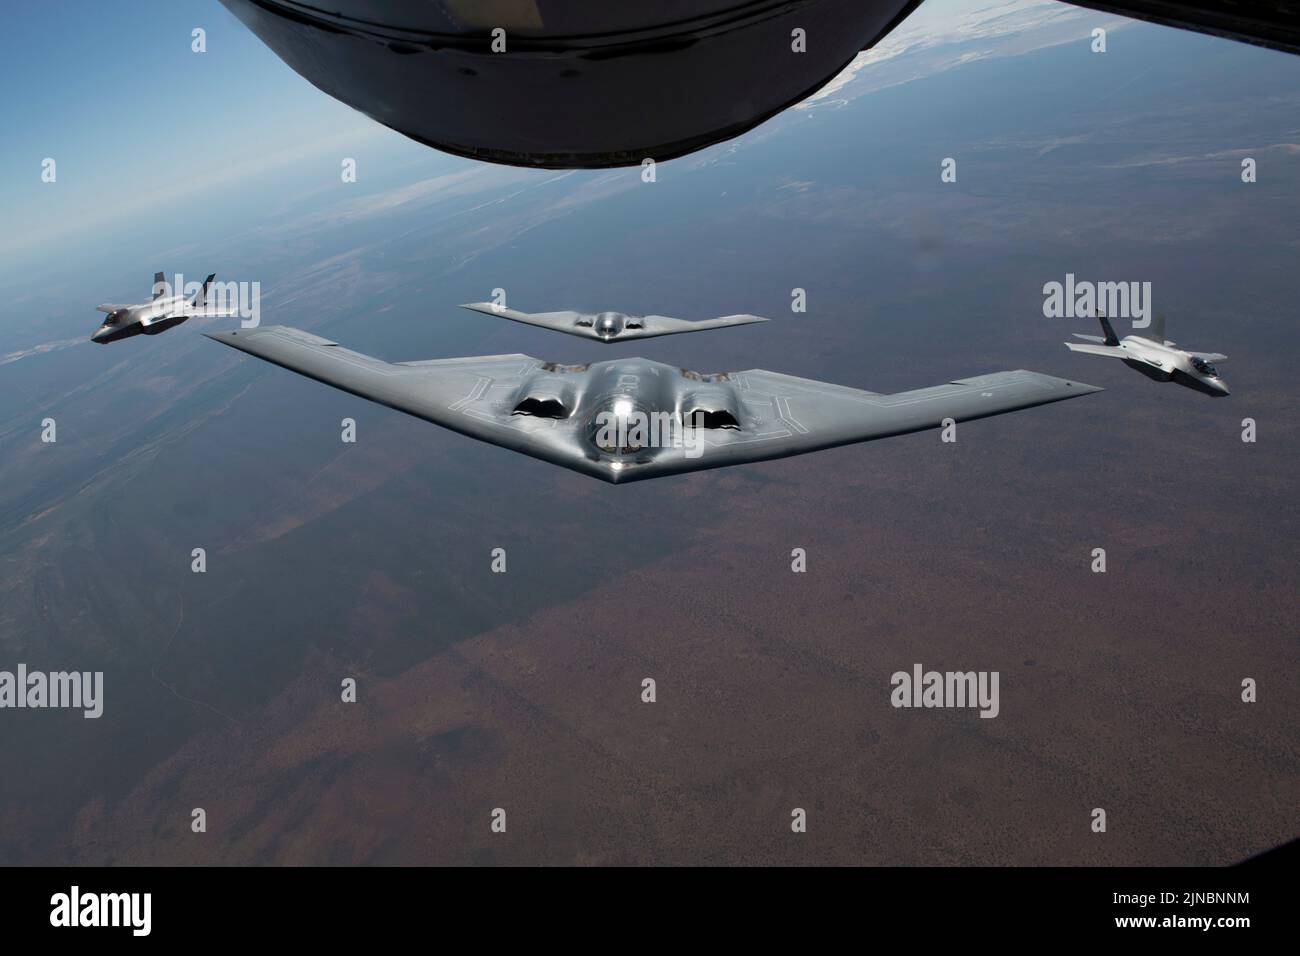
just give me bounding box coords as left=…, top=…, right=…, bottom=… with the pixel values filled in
left=1215, top=381, right=1231, bottom=396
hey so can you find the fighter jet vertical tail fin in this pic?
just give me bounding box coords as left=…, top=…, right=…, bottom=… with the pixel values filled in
left=1149, top=312, right=1166, bottom=344
left=192, top=273, right=217, bottom=309
left=152, top=272, right=166, bottom=300
left=1096, top=310, right=1120, bottom=346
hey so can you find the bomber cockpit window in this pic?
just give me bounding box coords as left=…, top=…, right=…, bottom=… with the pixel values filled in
left=589, top=399, right=646, bottom=456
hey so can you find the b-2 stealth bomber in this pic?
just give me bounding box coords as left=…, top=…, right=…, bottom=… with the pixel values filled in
left=93, top=272, right=237, bottom=344
left=1065, top=313, right=1229, bottom=397
left=207, top=326, right=1101, bottom=484
left=460, top=302, right=769, bottom=342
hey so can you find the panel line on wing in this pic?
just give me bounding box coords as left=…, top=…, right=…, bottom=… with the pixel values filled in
left=774, top=396, right=808, bottom=433
left=449, top=376, right=492, bottom=410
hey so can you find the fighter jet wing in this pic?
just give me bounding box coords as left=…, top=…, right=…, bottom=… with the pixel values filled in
left=1065, top=342, right=1126, bottom=357
left=143, top=308, right=240, bottom=327
left=177, top=307, right=244, bottom=320
left=460, top=302, right=767, bottom=341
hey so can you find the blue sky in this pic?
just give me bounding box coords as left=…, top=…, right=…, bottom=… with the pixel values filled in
left=0, top=0, right=459, bottom=290
left=0, top=0, right=1101, bottom=293
left=0, top=0, right=1189, bottom=321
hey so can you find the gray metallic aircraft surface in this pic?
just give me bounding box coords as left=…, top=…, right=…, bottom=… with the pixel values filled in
left=93, top=272, right=237, bottom=344
left=1065, top=313, right=1229, bottom=397
left=460, top=302, right=769, bottom=342
left=206, top=326, right=1101, bottom=484
left=219, top=0, right=1299, bottom=170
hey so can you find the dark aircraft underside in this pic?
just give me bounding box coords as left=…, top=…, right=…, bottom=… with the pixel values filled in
left=220, top=0, right=1300, bottom=169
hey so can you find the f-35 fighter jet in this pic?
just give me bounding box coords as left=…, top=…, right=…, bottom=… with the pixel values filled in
left=1065, top=313, right=1229, bottom=397
left=207, top=326, right=1101, bottom=484
left=93, top=272, right=238, bottom=344
left=460, top=302, right=768, bottom=342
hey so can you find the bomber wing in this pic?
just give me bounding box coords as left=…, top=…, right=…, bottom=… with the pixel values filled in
left=460, top=304, right=586, bottom=333
left=617, top=368, right=1102, bottom=481
left=637, top=313, right=769, bottom=336
left=208, top=327, right=1101, bottom=484
left=204, top=326, right=601, bottom=475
